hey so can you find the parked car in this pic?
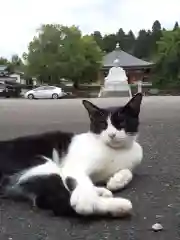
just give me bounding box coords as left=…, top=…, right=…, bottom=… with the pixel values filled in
left=0, top=83, right=22, bottom=98
left=24, top=86, right=67, bottom=99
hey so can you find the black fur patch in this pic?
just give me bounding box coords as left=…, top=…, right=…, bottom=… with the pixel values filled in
left=20, top=173, right=77, bottom=216
left=65, top=177, right=78, bottom=192
left=82, top=93, right=142, bottom=135
left=0, top=130, right=77, bottom=217
left=0, top=131, right=73, bottom=177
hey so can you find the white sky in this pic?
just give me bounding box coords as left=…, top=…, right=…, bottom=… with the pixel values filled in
left=0, top=0, right=180, bottom=59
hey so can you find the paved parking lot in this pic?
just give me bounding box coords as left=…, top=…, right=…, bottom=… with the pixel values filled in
left=0, top=97, right=180, bottom=240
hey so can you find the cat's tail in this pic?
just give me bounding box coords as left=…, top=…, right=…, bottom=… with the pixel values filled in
left=0, top=148, right=61, bottom=200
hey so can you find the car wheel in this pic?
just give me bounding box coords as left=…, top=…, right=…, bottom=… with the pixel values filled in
left=52, top=93, right=59, bottom=99
left=28, top=94, right=34, bottom=99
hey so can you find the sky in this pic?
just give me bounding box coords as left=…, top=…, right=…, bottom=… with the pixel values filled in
left=0, top=0, right=180, bottom=59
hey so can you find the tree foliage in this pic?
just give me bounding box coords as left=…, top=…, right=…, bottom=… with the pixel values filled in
left=0, top=55, right=23, bottom=74
left=23, top=24, right=102, bottom=86
left=0, top=57, right=9, bottom=65
left=133, top=30, right=151, bottom=59
left=91, top=20, right=165, bottom=61
left=173, top=22, right=179, bottom=31
left=154, top=28, right=180, bottom=88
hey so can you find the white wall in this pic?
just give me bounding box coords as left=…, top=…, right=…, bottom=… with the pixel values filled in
left=10, top=73, right=21, bottom=83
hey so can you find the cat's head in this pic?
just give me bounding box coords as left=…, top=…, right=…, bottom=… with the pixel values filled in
left=82, top=93, right=143, bottom=148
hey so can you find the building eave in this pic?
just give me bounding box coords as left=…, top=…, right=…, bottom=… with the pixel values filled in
left=102, top=63, right=154, bottom=70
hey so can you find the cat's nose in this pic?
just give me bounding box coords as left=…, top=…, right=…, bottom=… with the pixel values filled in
left=108, top=133, right=116, bottom=139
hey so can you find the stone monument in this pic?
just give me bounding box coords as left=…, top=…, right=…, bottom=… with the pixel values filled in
left=99, top=58, right=132, bottom=98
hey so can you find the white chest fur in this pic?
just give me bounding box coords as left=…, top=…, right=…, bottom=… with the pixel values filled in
left=62, top=132, right=143, bottom=183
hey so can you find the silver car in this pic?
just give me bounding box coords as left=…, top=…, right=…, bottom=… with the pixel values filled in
left=24, top=86, right=66, bottom=99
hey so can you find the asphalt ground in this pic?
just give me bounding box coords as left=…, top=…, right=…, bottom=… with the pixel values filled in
left=0, top=96, right=180, bottom=240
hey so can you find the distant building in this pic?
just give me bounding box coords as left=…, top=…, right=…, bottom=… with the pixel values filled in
left=0, top=65, right=24, bottom=84
left=100, top=43, right=154, bottom=85
left=0, top=65, right=27, bottom=86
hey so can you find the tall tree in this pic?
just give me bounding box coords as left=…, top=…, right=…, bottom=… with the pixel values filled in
left=116, top=28, right=126, bottom=49
left=152, top=20, right=161, bottom=32
left=8, top=54, right=24, bottom=73
left=173, top=21, right=179, bottom=30
left=0, top=57, right=9, bottom=65
left=150, top=20, right=162, bottom=56
left=80, top=35, right=103, bottom=83
left=133, top=30, right=151, bottom=59
left=154, top=28, right=180, bottom=88
left=11, top=54, right=22, bottom=67
left=124, top=30, right=136, bottom=53
left=92, top=31, right=104, bottom=50
left=103, top=34, right=117, bottom=53
left=24, top=24, right=102, bottom=86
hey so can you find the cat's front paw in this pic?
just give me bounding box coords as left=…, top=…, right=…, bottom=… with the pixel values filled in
left=95, top=187, right=113, bottom=198
left=70, top=186, right=98, bottom=216
left=105, top=197, right=133, bottom=217
left=107, top=169, right=133, bottom=192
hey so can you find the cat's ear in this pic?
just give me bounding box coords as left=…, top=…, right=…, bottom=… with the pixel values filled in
left=123, top=93, right=143, bottom=116
left=82, top=100, right=104, bottom=117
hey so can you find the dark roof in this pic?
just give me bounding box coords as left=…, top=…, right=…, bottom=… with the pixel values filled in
left=4, top=81, right=25, bottom=87
left=103, top=45, right=154, bottom=68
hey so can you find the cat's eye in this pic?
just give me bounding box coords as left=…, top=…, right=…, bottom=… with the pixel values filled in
left=111, top=115, right=126, bottom=130
left=113, top=120, right=125, bottom=130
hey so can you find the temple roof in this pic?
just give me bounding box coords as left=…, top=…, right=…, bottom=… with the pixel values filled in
left=103, top=43, right=154, bottom=68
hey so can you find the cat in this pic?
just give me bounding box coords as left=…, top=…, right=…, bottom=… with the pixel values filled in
left=0, top=93, right=143, bottom=217
left=61, top=92, right=143, bottom=191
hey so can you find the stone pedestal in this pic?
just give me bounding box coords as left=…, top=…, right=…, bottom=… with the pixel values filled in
left=99, top=59, right=132, bottom=98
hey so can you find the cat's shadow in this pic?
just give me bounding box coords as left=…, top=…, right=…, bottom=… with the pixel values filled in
left=51, top=211, right=133, bottom=224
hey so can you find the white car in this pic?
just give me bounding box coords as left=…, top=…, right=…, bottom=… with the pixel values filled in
left=24, top=86, right=66, bottom=99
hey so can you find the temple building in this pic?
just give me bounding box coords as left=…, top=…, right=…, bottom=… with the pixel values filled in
left=100, top=43, right=154, bottom=84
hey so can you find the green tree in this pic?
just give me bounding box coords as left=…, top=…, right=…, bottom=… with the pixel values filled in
left=0, top=57, right=9, bottom=65
left=173, top=21, right=179, bottom=30
left=133, top=30, right=151, bottom=59
left=124, top=30, right=136, bottom=53
left=103, top=34, right=117, bottom=52
left=91, top=31, right=104, bottom=50
left=80, top=35, right=102, bottom=84
left=154, top=28, right=180, bottom=88
left=94, top=28, right=136, bottom=53
left=24, top=24, right=102, bottom=87
left=8, top=54, right=24, bottom=73
left=150, top=20, right=162, bottom=55
left=152, top=20, right=161, bottom=32
left=116, top=28, right=126, bottom=49
left=0, top=56, right=24, bottom=74
left=11, top=54, right=22, bottom=67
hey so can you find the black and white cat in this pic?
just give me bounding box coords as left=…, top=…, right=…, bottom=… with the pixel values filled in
left=0, top=93, right=143, bottom=217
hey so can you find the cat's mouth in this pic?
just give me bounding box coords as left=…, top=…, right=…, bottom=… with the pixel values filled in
left=106, top=139, right=127, bottom=149
left=106, top=135, right=135, bottom=149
